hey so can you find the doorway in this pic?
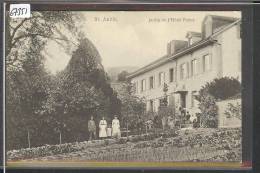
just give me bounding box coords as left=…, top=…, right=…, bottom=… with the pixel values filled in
left=180, top=92, right=187, bottom=108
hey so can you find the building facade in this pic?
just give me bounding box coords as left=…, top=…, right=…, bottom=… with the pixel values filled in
left=127, top=15, right=241, bottom=116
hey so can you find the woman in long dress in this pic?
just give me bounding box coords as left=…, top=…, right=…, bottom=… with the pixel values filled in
left=112, top=116, right=121, bottom=138
left=99, top=117, right=107, bottom=138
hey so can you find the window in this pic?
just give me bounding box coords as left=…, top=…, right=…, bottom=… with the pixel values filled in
left=150, top=100, right=154, bottom=112
left=180, top=63, right=187, bottom=80
left=158, top=72, right=165, bottom=86
left=149, top=76, right=154, bottom=89
left=203, top=54, right=211, bottom=72
left=191, top=59, right=198, bottom=76
left=133, top=82, right=136, bottom=93
left=134, top=82, right=138, bottom=94
left=159, top=98, right=164, bottom=107
left=169, top=68, right=175, bottom=82
left=141, top=79, right=146, bottom=92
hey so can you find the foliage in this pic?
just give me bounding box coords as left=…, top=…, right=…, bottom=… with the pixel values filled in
left=158, top=106, right=174, bottom=118
left=196, top=77, right=241, bottom=128
left=6, top=11, right=80, bottom=71
left=117, top=70, right=129, bottom=82
left=7, top=128, right=241, bottom=162
left=120, top=82, right=146, bottom=129
left=143, top=111, right=157, bottom=121
left=6, top=11, right=83, bottom=149
left=6, top=35, right=54, bottom=149
left=45, top=38, right=121, bottom=143
left=156, top=106, right=175, bottom=129
left=196, top=84, right=218, bottom=128
left=7, top=139, right=119, bottom=161
left=224, top=102, right=242, bottom=120
left=200, top=77, right=241, bottom=101
left=6, top=17, right=122, bottom=149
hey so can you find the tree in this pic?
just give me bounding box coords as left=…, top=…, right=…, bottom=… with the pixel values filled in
left=6, top=37, right=53, bottom=149
left=195, top=77, right=241, bottom=128
left=119, top=82, right=146, bottom=132
left=203, top=77, right=241, bottom=100
left=5, top=11, right=123, bottom=149
left=47, top=38, right=121, bottom=143
left=6, top=11, right=80, bottom=71
left=196, top=89, right=218, bottom=128
left=117, top=70, right=129, bottom=82
left=6, top=11, right=82, bottom=149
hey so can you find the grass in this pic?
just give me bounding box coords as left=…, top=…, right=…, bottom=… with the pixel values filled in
left=85, top=145, right=226, bottom=162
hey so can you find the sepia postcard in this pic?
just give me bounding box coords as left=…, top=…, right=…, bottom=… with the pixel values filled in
left=5, top=8, right=248, bottom=169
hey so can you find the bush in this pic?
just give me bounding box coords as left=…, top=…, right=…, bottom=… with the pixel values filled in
left=202, top=77, right=241, bottom=101
left=153, top=115, right=162, bottom=128
left=117, top=71, right=129, bottom=82
left=158, top=106, right=174, bottom=118
left=198, top=94, right=218, bottom=128
left=196, top=77, right=241, bottom=128
left=197, top=82, right=218, bottom=128
left=224, top=102, right=241, bottom=120
left=157, top=106, right=175, bottom=129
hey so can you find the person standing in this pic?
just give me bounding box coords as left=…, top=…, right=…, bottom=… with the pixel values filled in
left=99, top=117, right=107, bottom=138
left=112, top=115, right=121, bottom=138
left=88, top=116, right=96, bottom=141
left=106, top=125, right=112, bottom=138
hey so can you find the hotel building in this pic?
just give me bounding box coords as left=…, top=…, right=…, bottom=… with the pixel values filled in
left=127, top=15, right=241, bottom=116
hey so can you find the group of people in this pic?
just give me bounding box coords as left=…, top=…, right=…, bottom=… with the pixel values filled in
left=87, top=115, right=121, bottom=141
left=176, top=106, right=201, bottom=127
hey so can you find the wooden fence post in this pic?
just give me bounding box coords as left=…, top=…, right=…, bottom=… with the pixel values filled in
left=27, top=129, right=30, bottom=148
left=59, top=132, right=62, bottom=145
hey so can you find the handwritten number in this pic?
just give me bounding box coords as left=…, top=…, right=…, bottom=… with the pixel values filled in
left=10, top=7, right=28, bottom=16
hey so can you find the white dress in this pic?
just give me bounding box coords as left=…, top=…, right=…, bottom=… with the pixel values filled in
left=106, top=127, right=112, bottom=137
left=112, top=119, right=121, bottom=137
left=99, top=120, right=107, bottom=138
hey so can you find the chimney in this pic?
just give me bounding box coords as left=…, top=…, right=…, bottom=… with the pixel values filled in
left=186, top=32, right=202, bottom=46
left=202, top=15, right=238, bottom=38
left=167, top=40, right=188, bottom=55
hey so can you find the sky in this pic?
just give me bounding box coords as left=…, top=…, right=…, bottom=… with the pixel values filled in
left=44, top=11, right=241, bottom=74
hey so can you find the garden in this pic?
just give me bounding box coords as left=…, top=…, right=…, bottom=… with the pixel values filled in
left=7, top=127, right=241, bottom=162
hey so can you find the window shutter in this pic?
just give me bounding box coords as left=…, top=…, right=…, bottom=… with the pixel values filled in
left=154, top=75, right=156, bottom=87
left=186, top=62, right=189, bottom=78
left=175, top=68, right=177, bottom=81
left=207, top=54, right=212, bottom=71
left=164, top=72, right=166, bottom=83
